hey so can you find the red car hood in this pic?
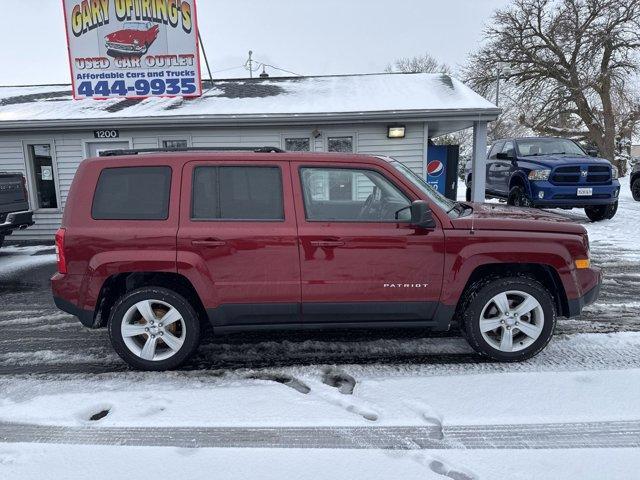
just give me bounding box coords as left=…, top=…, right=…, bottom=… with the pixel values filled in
left=106, top=29, right=142, bottom=44
left=451, top=202, right=586, bottom=235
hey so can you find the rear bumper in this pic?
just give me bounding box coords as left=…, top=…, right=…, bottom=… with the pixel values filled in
left=0, top=210, right=34, bottom=234
left=566, top=268, right=602, bottom=317
left=53, top=295, right=95, bottom=327
left=51, top=272, right=96, bottom=328
left=529, top=181, right=620, bottom=208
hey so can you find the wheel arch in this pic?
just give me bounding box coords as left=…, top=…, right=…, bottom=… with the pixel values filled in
left=455, top=262, right=569, bottom=319
left=94, top=272, right=207, bottom=328
left=509, top=172, right=530, bottom=195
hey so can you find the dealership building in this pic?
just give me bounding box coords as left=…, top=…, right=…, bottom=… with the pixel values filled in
left=0, top=72, right=499, bottom=240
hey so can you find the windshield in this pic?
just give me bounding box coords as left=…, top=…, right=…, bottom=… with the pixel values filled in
left=123, top=22, right=147, bottom=31
left=516, top=138, right=586, bottom=157
left=385, top=159, right=461, bottom=217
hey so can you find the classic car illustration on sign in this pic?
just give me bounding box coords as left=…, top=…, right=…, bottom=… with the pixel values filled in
left=105, top=22, right=159, bottom=56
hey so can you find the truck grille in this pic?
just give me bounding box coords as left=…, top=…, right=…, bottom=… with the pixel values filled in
left=551, top=166, right=581, bottom=183
left=550, top=165, right=611, bottom=184
left=587, top=165, right=611, bottom=183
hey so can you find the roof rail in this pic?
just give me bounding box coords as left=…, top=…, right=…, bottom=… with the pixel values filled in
left=98, top=146, right=285, bottom=157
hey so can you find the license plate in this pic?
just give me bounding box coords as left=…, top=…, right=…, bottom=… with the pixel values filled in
left=577, top=188, right=593, bottom=196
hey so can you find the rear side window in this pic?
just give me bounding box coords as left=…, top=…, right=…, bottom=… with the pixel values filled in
left=92, top=166, right=171, bottom=220
left=192, top=166, right=284, bottom=220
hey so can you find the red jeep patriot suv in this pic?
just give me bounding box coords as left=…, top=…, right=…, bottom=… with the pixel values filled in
left=52, top=148, right=601, bottom=370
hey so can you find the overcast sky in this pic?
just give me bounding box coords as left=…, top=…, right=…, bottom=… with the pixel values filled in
left=0, top=0, right=510, bottom=85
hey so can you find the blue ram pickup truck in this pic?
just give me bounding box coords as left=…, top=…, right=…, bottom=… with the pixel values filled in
left=465, top=137, right=621, bottom=221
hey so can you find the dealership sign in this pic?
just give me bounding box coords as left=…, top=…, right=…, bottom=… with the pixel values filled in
left=62, top=0, right=201, bottom=99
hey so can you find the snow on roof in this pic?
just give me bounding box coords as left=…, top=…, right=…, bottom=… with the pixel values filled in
left=0, top=73, right=498, bottom=127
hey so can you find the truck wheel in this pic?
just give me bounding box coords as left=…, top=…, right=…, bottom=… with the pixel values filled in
left=108, top=287, right=201, bottom=371
left=507, top=185, right=532, bottom=207
left=585, top=201, right=617, bottom=222
left=632, top=178, right=640, bottom=201
left=461, top=276, right=556, bottom=362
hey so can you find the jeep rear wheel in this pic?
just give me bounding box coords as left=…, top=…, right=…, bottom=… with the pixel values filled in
left=585, top=201, right=618, bottom=222
left=108, top=287, right=201, bottom=371
left=461, top=277, right=556, bottom=362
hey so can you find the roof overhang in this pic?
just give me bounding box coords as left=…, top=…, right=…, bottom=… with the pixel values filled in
left=0, top=108, right=500, bottom=133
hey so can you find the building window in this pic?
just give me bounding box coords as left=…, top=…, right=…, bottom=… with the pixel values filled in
left=327, top=136, right=354, bottom=153
left=162, top=139, right=188, bottom=149
left=192, top=166, right=284, bottom=221
left=92, top=166, right=171, bottom=220
left=284, top=138, right=311, bottom=152
left=27, top=144, right=58, bottom=209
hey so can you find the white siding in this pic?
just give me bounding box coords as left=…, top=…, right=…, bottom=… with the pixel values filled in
left=0, top=122, right=425, bottom=240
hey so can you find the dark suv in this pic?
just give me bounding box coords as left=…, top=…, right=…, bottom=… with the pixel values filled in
left=465, top=137, right=621, bottom=221
left=631, top=162, right=640, bottom=201
left=0, top=172, right=34, bottom=247
left=52, top=149, right=601, bottom=370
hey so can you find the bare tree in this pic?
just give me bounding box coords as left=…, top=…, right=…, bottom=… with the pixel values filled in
left=465, top=0, right=640, bottom=173
left=385, top=52, right=452, bottom=75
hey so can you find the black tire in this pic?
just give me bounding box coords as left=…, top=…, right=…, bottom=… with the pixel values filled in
left=631, top=178, right=640, bottom=201
left=108, top=287, right=201, bottom=371
left=461, top=276, right=556, bottom=362
left=585, top=201, right=617, bottom=222
left=507, top=185, right=532, bottom=207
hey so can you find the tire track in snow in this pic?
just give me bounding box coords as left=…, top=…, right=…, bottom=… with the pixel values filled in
left=0, top=420, right=638, bottom=449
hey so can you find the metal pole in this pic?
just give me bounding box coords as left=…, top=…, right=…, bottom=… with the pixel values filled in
left=198, top=30, right=213, bottom=82
left=248, top=50, right=253, bottom=79
left=495, top=68, right=500, bottom=107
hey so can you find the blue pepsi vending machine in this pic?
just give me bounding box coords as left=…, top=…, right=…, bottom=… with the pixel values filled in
left=426, top=144, right=460, bottom=200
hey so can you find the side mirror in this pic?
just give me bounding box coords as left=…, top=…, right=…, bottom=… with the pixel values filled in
left=410, top=200, right=436, bottom=229
left=586, top=149, right=598, bottom=157
left=496, top=152, right=512, bottom=160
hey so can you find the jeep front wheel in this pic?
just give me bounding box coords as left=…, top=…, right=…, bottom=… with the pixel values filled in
left=108, top=287, right=201, bottom=371
left=585, top=201, right=618, bottom=222
left=461, top=277, right=556, bottom=362
left=507, top=185, right=532, bottom=207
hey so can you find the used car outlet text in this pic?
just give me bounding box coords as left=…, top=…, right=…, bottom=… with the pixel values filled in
left=75, top=55, right=195, bottom=70
left=69, top=0, right=194, bottom=37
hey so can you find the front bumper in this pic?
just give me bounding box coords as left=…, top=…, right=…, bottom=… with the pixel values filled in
left=529, top=180, right=620, bottom=208
left=0, top=210, right=34, bottom=234
left=566, top=268, right=602, bottom=317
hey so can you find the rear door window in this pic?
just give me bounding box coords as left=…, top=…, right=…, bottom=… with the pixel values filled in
left=92, top=166, right=171, bottom=220
left=192, top=166, right=284, bottom=220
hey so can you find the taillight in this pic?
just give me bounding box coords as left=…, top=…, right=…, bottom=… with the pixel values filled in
left=55, top=228, right=67, bottom=274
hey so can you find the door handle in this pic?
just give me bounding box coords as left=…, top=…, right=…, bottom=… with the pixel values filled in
left=191, top=239, right=226, bottom=247
left=310, top=240, right=344, bottom=247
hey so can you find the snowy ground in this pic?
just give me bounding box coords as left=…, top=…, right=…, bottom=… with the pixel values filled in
left=0, top=176, right=639, bottom=479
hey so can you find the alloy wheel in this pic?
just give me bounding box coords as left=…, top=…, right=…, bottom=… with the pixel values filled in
left=479, top=290, right=545, bottom=352
left=121, top=299, right=186, bottom=361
